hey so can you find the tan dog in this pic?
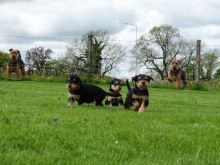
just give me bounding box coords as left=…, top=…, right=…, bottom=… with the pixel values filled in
left=7, top=49, right=22, bottom=78
left=167, top=59, right=187, bottom=89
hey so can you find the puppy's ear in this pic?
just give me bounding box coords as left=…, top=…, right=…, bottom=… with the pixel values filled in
left=132, top=76, right=137, bottom=82
left=147, top=76, right=154, bottom=81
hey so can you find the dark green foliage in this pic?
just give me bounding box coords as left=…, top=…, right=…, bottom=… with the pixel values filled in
left=0, top=50, right=9, bottom=73
left=214, top=68, right=220, bottom=79
left=25, top=47, right=53, bottom=74
left=188, top=82, right=208, bottom=91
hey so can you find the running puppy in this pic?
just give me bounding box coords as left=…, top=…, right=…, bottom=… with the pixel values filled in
left=105, top=78, right=123, bottom=106
left=67, top=74, right=107, bottom=107
left=167, top=59, right=187, bottom=89
left=124, top=74, right=153, bottom=112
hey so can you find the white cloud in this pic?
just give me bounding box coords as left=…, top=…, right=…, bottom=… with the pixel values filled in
left=1, top=0, right=220, bottom=54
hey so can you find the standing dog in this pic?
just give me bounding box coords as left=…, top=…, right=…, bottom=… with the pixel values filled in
left=124, top=74, right=153, bottom=112
left=7, top=49, right=22, bottom=78
left=105, top=78, right=123, bottom=106
left=67, top=74, right=107, bottom=107
left=167, top=59, right=187, bottom=89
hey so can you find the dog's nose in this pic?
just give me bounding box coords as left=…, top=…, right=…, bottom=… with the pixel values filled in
left=142, top=81, right=145, bottom=85
left=68, top=84, right=71, bottom=88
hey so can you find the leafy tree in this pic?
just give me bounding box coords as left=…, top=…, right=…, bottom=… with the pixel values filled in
left=214, top=68, right=220, bottom=79
left=186, top=62, right=196, bottom=80
left=133, top=24, right=195, bottom=80
left=201, top=49, right=219, bottom=80
left=25, top=46, right=53, bottom=74
left=40, top=59, right=66, bottom=76
left=101, top=43, right=125, bottom=76
left=0, top=50, right=8, bottom=73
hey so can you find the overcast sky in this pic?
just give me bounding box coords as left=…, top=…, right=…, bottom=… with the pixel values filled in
left=1, top=0, right=220, bottom=77
left=1, top=0, right=220, bottom=42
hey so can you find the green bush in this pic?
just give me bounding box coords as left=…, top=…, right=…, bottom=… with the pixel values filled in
left=187, top=82, right=208, bottom=91
left=150, top=81, right=175, bottom=89
left=1, top=73, right=219, bottom=90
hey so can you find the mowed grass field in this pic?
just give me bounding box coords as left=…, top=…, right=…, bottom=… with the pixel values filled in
left=0, top=80, right=220, bottom=165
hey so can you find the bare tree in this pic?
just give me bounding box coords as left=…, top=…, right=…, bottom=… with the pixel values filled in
left=101, top=43, right=125, bottom=76
left=133, top=24, right=195, bottom=80
left=64, top=30, right=124, bottom=76
left=64, top=40, right=88, bottom=74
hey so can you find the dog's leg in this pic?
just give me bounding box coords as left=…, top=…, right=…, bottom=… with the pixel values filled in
left=182, top=75, right=188, bottom=88
left=67, top=96, right=74, bottom=107
left=183, top=80, right=188, bottom=87
left=175, top=79, right=180, bottom=89
left=119, top=97, right=123, bottom=105
left=132, top=101, right=140, bottom=111
left=138, top=102, right=145, bottom=112
left=95, top=93, right=106, bottom=106
left=138, top=100, right=148, bottom=113
left=167, top=76, right=174, bottom=83
left=6, top=65, right=11, bottom=78
left=105, top=96, right=112, bottom=106
left=16, top=68, right=22, bottom=79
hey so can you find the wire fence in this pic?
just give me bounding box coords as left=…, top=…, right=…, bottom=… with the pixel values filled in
left=1, top=34, right=220, bottom=79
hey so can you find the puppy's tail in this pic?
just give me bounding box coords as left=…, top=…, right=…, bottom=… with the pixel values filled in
left=126, top=79, right=131, bottom=91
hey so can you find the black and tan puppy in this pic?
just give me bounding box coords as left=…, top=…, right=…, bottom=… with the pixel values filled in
left=67, top=74, right=107, bottom=107
left=167, top=59, right=187, bottom=89
left=124, top=74, right=153, bottom=112
left=105, top=78, right=123, bottom=106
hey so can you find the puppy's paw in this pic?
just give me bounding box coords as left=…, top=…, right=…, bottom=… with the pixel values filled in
left=67, top=102, right=73, bottom=107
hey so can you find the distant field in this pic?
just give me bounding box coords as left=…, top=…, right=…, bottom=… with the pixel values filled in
left=0, top=80, right=220, bottom=164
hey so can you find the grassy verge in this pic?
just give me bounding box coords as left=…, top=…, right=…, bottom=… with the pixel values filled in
left=0, top=81, right=220, bottom=164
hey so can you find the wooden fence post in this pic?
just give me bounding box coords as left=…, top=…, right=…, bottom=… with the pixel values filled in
left=195, top=40, right=201, bottom=82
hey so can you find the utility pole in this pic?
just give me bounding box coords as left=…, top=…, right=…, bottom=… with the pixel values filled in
left=87, top=34, right=93, bottom=77
left=195, top=40, right=201, bottom=82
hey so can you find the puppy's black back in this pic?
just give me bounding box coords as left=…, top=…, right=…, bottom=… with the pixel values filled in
left=82, top=84, right=106, bottom=97
left=71, top=83, right=107, bottom=105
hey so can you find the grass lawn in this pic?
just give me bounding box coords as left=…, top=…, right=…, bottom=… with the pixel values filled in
left=0, top=80, right=220, bottom=165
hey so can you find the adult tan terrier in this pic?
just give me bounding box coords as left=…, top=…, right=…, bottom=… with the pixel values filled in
left=167, top=59, right=187, bottom=89
left=7, top=49, right=22, bottom=78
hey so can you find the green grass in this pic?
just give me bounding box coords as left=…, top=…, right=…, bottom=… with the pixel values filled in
left=0, top=81, right=220, bottom=165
